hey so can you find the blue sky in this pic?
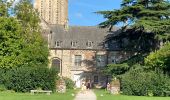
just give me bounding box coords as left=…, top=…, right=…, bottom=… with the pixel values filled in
left=69, top=0, right=122, bottom=26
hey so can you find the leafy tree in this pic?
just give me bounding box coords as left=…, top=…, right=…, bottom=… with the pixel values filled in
left=14, top=0, right=40, bottom=30
left=103, top=63, right=129, bottom=77
left=145, top=42, right=170, bottom=74
left=0, top=17, right=24, bottom=68
left=13, top=0, right=49, bottom=67
left=0, top=0, right=48, bottom=68
left=0, top=0, right=13, bottom=17
left=0, top=0, right=7, bottom=17
left=97, top=0, right=170, bottom=53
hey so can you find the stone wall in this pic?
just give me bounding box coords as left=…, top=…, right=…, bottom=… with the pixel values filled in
left=49, top=49, right=133, bottom=88
left=49, top=49, right=107, bottom=78
left=34, top=0, right=68, bottom=25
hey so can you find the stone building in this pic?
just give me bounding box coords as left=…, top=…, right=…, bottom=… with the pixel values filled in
left=34, top=0, right=68, bottom=25
left=34, top=0, right=132, bottom=88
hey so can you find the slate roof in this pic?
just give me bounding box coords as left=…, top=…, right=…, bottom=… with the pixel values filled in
left=49, top=25, right=119, bottom=50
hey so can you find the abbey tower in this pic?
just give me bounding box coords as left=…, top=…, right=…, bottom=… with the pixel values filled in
left=34, top=0, right=68, bottom=25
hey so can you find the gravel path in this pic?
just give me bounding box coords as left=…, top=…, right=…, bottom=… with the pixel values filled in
left=74, top=90, right=97, bottom=100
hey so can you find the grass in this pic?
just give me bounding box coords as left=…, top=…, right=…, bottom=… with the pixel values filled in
left=94, top=89, right=170, bottom=100
left=0, top=89, right=77, bottom=100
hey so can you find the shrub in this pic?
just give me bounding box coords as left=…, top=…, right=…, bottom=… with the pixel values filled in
left=103, top=63, right=129, bottom=77
left=0, top=66, right=58, bottom=92
left=0, top=85, right=6, bottom=91
left=121, top=65, right=170, bottom=96
left=145, top=42, right=170, bottom=74
left=63, top=77, right=75, bottom=89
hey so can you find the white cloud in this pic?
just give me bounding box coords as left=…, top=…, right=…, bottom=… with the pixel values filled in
left=75, top=12, right=83, bottom=18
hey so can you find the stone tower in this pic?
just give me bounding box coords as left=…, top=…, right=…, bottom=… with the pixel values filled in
left=34, top=0, right=68, bottom=25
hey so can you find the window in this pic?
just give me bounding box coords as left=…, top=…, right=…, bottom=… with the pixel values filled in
left=51, top=59, right=60, bottom=72
left=86, top=41, right=93, bottom=48
left=74, top=55, right=82, bottom=66
left=71, top=41, right=77, bottom=48
left=55, top=41, right=62, bottom=47
left=96, top=55, right=106, bottom=67
left=111, top=56, right=116, bottom=64
left=94, top=76, right=98, bottom=83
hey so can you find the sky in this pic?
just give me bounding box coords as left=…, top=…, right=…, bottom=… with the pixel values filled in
left=69, top=0, right=122, bottom=26
left=13, top=0, right=122, bottom=26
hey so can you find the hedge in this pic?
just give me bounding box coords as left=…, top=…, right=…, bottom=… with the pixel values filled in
left=121, top=66, right=170, bottom=96
left=0, top=66, right=58, bottom=92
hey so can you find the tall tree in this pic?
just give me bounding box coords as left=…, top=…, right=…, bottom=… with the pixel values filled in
left=0, top=0, right=48, bottom=68
left=0, top=0, right=13, bottom=17
left=14, top=0, right=49, bottom=67
left=97, top=0, right=170, bottom=53
left=0, top=17, right=24, bottom=68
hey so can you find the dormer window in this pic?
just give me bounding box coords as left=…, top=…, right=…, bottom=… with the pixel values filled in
left=71, top=41, right=77, bottom=48
left=55, top=41, right=62, bottom=47
left=86, top=41, right=93, bottom=48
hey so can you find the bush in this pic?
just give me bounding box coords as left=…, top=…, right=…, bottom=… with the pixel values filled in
left=0, top=85, right=6, bottom=91
left=0, top=67, right=58, bottom=92
left=145, top=42, right=170, bottom=74
left=121, top=65, right=170, bottom=96
left=103, top=63, right=129, bottom=77
left=63, top=77, right=75, bottom=89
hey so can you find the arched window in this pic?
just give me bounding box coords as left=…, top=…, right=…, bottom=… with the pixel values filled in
left=51, top=58, right=60, bottom=72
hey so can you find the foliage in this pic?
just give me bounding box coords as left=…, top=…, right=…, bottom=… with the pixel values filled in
left=121, top=54, right=146, bottom=66
left=63, top=77, right=75, bottom=89
left=14, top=0, right=40, bottom=29
left=0, top=67, right=58, bottom=92
left=0, top=0, right=48, bottom=68
left=0, top=0, right=13, bottom=17
left=14, top=0, right=49, bottom=67
left=0, top=85, right=6, bottom=91
left=97, top=0, right=170, bottom=53
left=121, top=65, right=170, bottom=96
left=103, top=63, right=129, bottom=77
left=0, top=17, right=25, bottom=68
left=0, top=0, right=51, bottom=93
left=145, top=42, right=170, bottom=74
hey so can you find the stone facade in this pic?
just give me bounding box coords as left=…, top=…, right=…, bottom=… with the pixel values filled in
left=34, top=0, right=133, bottom=88
left=49, top=49, right=107, bottom=88
left=34, top=0, right=68, bottom=25
left=49, top=49, right=132, bottom=88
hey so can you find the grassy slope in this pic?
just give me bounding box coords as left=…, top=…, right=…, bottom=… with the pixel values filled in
left=94, top=89, right=170, bottom=100
left=0, top=90, right=76, bottom=100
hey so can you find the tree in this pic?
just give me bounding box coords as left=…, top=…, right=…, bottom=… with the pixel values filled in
left=103, top=63, right=129, bottom=77
left=145, top=42, right=170, bottom=74
left=0, top=0, right=13, bottom=17
left=0, top=17, right=24, bottom=68
left=97, top=0, right=170, bottom=53
left=0, top=0, right=49, bottom=68
left=14, top=0, right=49, bottom=67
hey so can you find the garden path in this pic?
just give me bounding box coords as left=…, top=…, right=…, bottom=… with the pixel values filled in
left=74, top=90, right=96, bottom=100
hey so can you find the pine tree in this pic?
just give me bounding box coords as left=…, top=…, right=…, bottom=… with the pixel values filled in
left=97, top=0, right=170, bottom=53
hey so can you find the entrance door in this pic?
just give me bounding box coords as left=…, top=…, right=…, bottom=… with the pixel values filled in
left=73, top=74, right=81, bottom=88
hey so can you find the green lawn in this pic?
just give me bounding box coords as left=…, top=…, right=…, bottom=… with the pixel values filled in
left=0, top=89, right=77, bottom=100
left=94, top=89, right=170, bottom=100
